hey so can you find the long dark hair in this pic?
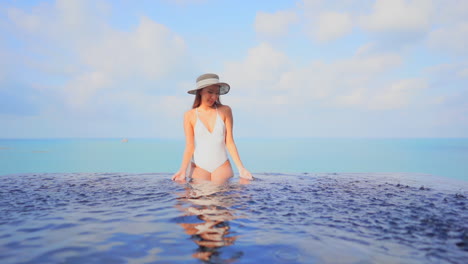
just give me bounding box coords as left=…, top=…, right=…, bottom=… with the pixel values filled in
left=192, top=89, right=223, bottom=109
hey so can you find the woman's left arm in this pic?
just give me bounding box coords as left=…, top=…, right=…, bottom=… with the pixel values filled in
left=224, top=106, right=253, bottom=180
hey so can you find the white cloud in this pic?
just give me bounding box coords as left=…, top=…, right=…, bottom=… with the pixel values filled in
left=4, top=0, right=466, bottom=138
left=7, top=7, right=42, bottom=32
left=458, top=68, right=468, bottom=78
left=64, top=71, right=112, bottom=109
left=278, top=51, right=403, bottom=105
left=301, top=0, right=323, bottom=8
left=275, top=63, right=334, bottom=99
left=314, top=12, right=353, bottom=42
left=336, top=52, right=402, bottom=74
left=218, top=41, right=433, bottom=137
left=432, top=0, right=468, bottom=25
left=223, top=43, right=290, bottom=95
left=301, top=0, right=355, bottom=43
left=55, top=0, right=110, bottom=28
left=7, top=0, right=188, bottom=112
left=427, top=22, right=468, bottom=55
left=81, top=16, right=186, bottom=80
left=163, top=0, right=207, bottom=5
left=423, top=62, right=468, bottom=80
left=360, top=0, right=433, bottom=33
left=355, top=42, right=375, bottom=56
left=223, top=42, right=409, bottom=111
left=424, top=1, right=468, bottom=55
left=423, top=63, right=456, bottom=75
left=369, top=78, right=427, bottom=110
left=334, top=78, right=428, bottom=110
left=8, top=0, right=109, bottom=44
left=107, top=91, right=191, bottom=119
left=335, top=87, right=366, bottom=106
left=255, top=10, right=298, bottom=38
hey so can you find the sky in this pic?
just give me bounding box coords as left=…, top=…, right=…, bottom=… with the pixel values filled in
left=1, top=0, right=467, bottom=138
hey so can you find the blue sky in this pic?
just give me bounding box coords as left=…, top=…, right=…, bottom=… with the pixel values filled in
left=1, top=0, right=467, bottom=138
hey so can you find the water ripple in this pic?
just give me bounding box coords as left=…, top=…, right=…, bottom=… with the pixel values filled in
left=0, top=172, right=466, bottom=263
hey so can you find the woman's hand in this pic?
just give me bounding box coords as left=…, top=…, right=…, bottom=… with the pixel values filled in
left=172, top=170, right=186, bottom=182
left=239, top=167, right=253, bottom=180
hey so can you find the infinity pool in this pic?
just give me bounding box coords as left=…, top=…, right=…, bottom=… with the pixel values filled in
left=0, top=173, right=466, bottom=263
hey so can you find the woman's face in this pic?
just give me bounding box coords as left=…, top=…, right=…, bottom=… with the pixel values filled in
left=200, top=85, right=220, bottom=106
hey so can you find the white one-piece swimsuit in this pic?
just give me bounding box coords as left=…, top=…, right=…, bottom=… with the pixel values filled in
left=193, top=107, right=228, bottom=173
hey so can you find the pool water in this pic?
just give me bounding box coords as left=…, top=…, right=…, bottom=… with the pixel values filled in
left=0, top=173, right=467, bottom=263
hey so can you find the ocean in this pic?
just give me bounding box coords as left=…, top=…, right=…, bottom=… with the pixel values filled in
left=1, top=138, right=467, bottom=263
left=0, top=138, right=467, bottom=180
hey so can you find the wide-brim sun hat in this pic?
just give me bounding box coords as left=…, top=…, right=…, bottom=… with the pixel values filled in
left=187, top=73, right=230, bottom=95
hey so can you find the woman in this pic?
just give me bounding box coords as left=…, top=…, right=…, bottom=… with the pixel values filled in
left=172, top=73, right=252, bottom=183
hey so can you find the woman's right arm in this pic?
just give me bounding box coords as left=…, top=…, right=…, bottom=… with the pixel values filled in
left=172, top=111, right=195, bottom=181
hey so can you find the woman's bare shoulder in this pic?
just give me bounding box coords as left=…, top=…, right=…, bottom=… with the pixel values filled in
left=218, top=105, right=232, bottom=120
left=184, top=109, right=196, bottom=121
left=218, top=104, right=232, bottom=113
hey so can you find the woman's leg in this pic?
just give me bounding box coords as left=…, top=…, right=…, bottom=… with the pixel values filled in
left=211, top=160, right=234, bottom=185
left=191, top=165, right=211, bottom=183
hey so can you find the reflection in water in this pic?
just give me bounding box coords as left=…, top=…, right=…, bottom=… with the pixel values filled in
left=176, top=180, right=244, bottom=262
